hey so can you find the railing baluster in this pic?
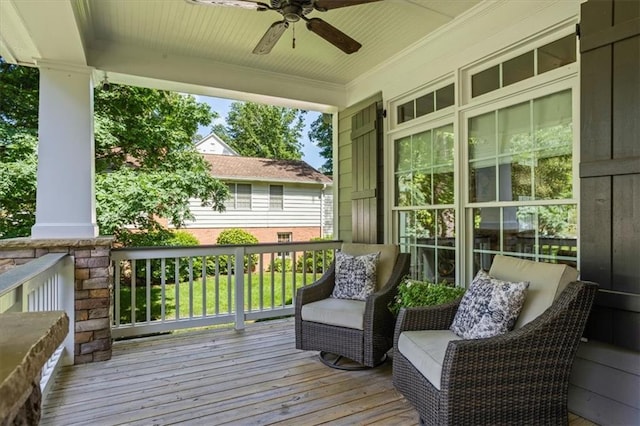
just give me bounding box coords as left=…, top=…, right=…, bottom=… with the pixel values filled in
left=188, top=257, right=194, bottom=319
left=215, top=256, right=220, bottom=315
left=146, top=259, right=151, bottom=323
left=114, top=261, right=121, bottom=327
left=202, top=256, right=207, bottom=317
left=161, top=258, right=166, bottom=321
left=291, top=251, right=297, bottom=305
left=174, top=257, right=180, bottom=320
left=131, top=259, right=136, bottom=326
left=234, top=247, right=245, bottom=330
left=270, top=253, right=275, bottom=310
left=259, top=253, right=264, bottom=311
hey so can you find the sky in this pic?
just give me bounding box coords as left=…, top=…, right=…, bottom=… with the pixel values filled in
left=195, top=96, right=325, bottom=170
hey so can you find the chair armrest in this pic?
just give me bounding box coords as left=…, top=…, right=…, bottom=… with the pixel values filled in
left=365, top=253, right=412, bottom=319
left=440, top=281, right=598, bottom=410
left=392, top=299, right=461, bottom=348
left=295, top=264, right=336, bottom=310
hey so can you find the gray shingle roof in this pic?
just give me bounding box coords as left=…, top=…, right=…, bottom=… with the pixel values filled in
left=202, top=154, right=332, bottom=185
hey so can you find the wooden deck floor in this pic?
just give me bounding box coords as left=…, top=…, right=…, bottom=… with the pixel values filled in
left=40, top=318, right=596, bottom=426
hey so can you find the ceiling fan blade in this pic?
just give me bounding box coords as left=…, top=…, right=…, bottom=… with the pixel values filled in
left=305, top=17, right=361, bottom=54
left=313, top=0, right=382, bottom=11
left=185, top=0, right=268, bottom=10
left=253, top=21, right=289, bottom=55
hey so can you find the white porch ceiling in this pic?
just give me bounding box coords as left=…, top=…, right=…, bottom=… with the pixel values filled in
left=0, top=0, right=482, bottom=108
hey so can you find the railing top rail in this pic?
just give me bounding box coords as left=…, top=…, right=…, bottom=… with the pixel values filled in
left=111, top=240, right=343, bottom=261
left=0, top=253, right=69, bottom=296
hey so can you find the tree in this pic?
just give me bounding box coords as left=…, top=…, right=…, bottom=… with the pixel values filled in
left=0, top=59, right=228, bottom=240
left=308, top=113, right=333, bottom=175
left=217, top=101, right=306, bottom=160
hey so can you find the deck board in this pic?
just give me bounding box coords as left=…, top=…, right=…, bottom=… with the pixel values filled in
left=40, top=318, right=596, bottom=426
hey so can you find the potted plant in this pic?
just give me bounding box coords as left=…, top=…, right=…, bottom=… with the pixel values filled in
left=389, top=277, right=465, bottom=316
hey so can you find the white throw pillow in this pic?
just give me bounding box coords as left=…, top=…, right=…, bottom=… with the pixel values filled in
left=331, top=251, right=379, bottom=301
left=450, top=270, right=529, bottom=339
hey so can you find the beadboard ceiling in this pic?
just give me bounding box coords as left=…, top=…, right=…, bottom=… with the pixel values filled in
left=1, top=0, right=481, bottom=106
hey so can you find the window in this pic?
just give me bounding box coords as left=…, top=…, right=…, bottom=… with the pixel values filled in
left=396, top=83, right=455, bottom=125
left=394, top=124, right=456, bottom=283
left=270, top=185, right=284, bottom=210
left=471, top=35, right=576, bottom=98
left=392, top=29, right=578, bottom=287
left=277, top=232, right=292, bottom=257
left=277, top=232, right=292, bottom=243
left=468, top=89, right=576, bottom=269
left=225, top=183, right=252, bottom=210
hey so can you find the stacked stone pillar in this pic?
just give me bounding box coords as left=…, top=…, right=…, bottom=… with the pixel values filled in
left=0, top=237, right=113, bottom=364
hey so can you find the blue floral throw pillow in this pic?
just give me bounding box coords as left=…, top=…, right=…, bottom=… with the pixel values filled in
left=331, top=251, right=380, bottom=301
left=450, top=270, right=529, bottom=339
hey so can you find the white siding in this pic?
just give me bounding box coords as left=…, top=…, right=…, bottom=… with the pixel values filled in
left=183, top=182, right=331, bottom=229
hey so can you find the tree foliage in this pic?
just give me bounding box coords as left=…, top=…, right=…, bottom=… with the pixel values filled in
left=308, top=114, right=333, bottom=175
left=217, top=101, right=305, bottom=160
left=0, top=58, right=228, bottom=240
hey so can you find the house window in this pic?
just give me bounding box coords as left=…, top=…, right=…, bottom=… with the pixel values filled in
left=394, top=123, right=456, bottom=283
left=396, top=83, right=455, bottom=125
left=277, top=232, right=292, bottom=243
left=270, top=185, right=284, bottom=210
left=471, top=34, right=576, bottom=98
left=468, top=89, right=576, bottom=269
left=391, top=28, right=578, bottom=286
left=225, top=183, right=252, bottom=210
left=277, top=232, right=292, bottom=257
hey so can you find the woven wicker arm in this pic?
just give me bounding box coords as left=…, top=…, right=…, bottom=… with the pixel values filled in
left=437, top=281, right=598, bottom=425
left=392, top=299, right=461, bottom=349
left=362, top=253, right=411, bottom=365
left=294, top=265, right=336, bottom=350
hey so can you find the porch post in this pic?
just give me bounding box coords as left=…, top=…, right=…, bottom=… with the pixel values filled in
left=31, top=61, right=98, bottom=239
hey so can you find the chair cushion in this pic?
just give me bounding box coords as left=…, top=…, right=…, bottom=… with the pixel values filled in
left=450, top=270, right=529, bottom=339
left=398, top=330, right=462, bottom=390
left=341, top=243, right=399, bottom=290
left=300, top=298, right=366, bottom=330
left=332, top=251, right=379, bottom=300
left=489, top=254, right=578, bottom=328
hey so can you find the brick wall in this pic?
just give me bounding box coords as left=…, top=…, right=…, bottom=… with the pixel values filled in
left=0, top=237, right=114, bottom=364
left=186, top=227, right=324, bottom=245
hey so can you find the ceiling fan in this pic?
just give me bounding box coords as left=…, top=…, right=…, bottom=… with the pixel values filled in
left=186, top=0, right=382, bottom=55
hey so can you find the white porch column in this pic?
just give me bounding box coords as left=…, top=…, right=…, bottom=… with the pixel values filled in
left=31, top=62, right=98, bottom=239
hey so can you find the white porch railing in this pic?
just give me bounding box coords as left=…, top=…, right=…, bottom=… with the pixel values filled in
left=0, top=253, right=75, bottom=394
left=111, top=240, right=341, bottom=339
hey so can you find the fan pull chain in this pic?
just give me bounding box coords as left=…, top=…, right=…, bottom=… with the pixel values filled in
left=292, top=23, right=296, bottom=49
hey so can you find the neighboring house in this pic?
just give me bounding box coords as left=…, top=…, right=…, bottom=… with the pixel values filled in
left=179, top=138, right=333, bottom=245
left=194, top=133, right=238, bottom=156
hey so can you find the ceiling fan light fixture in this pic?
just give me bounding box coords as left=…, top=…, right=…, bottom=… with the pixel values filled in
left=282, top=5, right=302, bottom=22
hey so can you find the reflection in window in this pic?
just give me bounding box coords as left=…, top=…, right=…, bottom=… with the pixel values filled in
left=538, top=34, right=576, bottom=74
left=395, top=124, right=456, bottom=283
left=468, top=90, right=572, bottom=203
left=394, top=124, right=454, bottom=207
left=471, top=205, right=577, bottom=272
left=398, top=209, right=456, bottom=283
left=398, top=101, right=415, bottom=124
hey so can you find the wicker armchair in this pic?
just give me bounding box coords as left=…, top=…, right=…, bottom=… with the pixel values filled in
left=295, top=243, right=410, bottom=369
left=392, top=255, right=598, bottom=425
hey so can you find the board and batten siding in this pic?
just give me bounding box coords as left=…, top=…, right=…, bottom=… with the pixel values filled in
left=336, top=93, right=382, bottom=243
left=184, top=182, right=330, bottom=229
left=570, top=1, right=640, bottom=424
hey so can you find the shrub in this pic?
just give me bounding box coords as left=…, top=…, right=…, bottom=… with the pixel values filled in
left=121, top=229, right=200, bottom=285
left=389, top=278, right=465, bottom=316
left=296, top=236, right=334, bottom=273
left=267, top=257, right=293, bottom=272
left=215, top=228, right=259, bottom=274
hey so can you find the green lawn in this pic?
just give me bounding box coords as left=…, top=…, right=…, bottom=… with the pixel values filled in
left=118, top=272, right=320, bottom=323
